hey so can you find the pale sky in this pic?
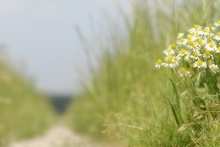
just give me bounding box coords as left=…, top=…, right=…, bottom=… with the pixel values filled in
left=0, top=0, right=132, bottom=95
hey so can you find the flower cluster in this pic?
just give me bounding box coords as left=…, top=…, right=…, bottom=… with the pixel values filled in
left=155, top=20, right=220, bottom=77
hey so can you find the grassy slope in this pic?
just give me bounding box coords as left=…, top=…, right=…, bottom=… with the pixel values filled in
left=66, top=0, right=220, bottom=146
left=0, top=61, right=55, bottom=145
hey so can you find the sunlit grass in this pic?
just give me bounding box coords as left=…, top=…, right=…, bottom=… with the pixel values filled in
left=0, top=60, right=55, bottom=145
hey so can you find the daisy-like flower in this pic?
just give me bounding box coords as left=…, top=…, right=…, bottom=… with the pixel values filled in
left=203, top=49, right=213, bottom=58
left=214, top=32, right=220, bottom=41
left=163, top=55, right=178, bottom=68
left=210, top=64, right=220, bottom=74
left=156, top=21, right=220, bottom=77
left=169, top=44, right=178, bottom=50
left=216, top=47, right=220, bottom=53
left=188, top=24, right=202, bottom=34
left=178, top=67, right=190, bottom=77
left=214, top=20, right=220, bottom=27
left=203, top=26, right=215, bottom=37
left=178, top=48, right=189, bottom=57
left=187, top=40, right=198, bottom=50
left=190, top=51, right=201, bottom=60
left=155, top=59, right=163, bottom=68
left=196, top=39, right=205, bottom=46
left=193, top=60, right=207, bottom=68
left=205, top=24, right=215, bottom=31
left=173, top=56, right=180, bottom=66
left=184, top=54, right=190, bottom=61
left=187, top=34, right=197, bottom=42
left=198, top=29, right=209, bottom=36
left=177, top=33, right=184, bottom=39
left=163, top=48, right=175, bottom=56
left=205, top=41, right=217, bottom=51
left=177, top=38, right=187, bottom=46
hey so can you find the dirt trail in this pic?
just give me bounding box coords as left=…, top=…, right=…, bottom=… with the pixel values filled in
left=9, top=125, right=112, bottom=147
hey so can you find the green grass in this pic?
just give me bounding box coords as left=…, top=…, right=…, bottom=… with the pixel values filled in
left=66, top=0, right=220, bottom=146
left=0, top=60, right=55, bottom=145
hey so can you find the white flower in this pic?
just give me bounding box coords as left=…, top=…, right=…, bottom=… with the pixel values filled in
left=205, top=41, right=217, bottom=51
left=202, top=26, right=215, bottom=37
left=177, top=33, right=184, bottom=39
left=203, top=49, right=213, bottom=59
left=190, top=51, right=201, bottom=60
left=184, top=54, right=190, bottom=61
left=196, top=39, right=206, bottom=47
left=210, top=64, right=220, bottom=74
left=198, top=29, right=209, bottom=36
left=193, top=60, right=207, bottom=68
left=163, top=48, right=175, bottom=56
left=163, top=55, right=179, bottom=68
left=177, top=48, right=189, bottom=57
left=188, top=24, right=202, bottom=34
left=207, top=24, right=216, bottom=31
left=177, top=38, right=187, bottom=46
left=187, top=34, right=197, bottom=42
left=155, top=59, right=163, bottom=68
left=215, top=47, right=220, bottom=53
left=178, top=67, right=190, bottom=77
left=214, top=20, right=220, bottom=27
left=214, top=32, right=220, bottom=41
left=187, top=41, right=199, bottom=51
left=168, top=44, right=178, bottom=50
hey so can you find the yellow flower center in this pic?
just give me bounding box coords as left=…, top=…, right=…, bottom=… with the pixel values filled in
left=204, top=50, right=211, bottom=56
left=166, top=48, right=172, bottom=53
left=180, top=67, right=186, bottom=73
left=195, top=34, right=200, bottom=37
left=207, top=38, right=212, bottom=43
left=218, top=47, right=220, bottom=51
left=180, top=48, right=186, bottom=55
left=179, top=38, right=184, bottom=43
left=209, top=43, right=214, bottom=48
left=171, top=44, right=176, bottom=49
left=194, top=24, right=199, bottom=29
left=218, top=20, right=220, bottom=24
left=193, top=52, right=199, bottom=57
left=214, top=66, right=219, bottom=71
left=218, top=32, right=220, bottom=37
left=208, top=24, right=213, bottom=28
left=202, top=29, right=206, bottom=33
left=197, top=60, right=202, bottom=67
left=157, top=59, right=162, bottom=65
left=167, top=56, right=173, bottom=64
left=187, top=36, right=192, bottom=41
left=197, top=39, right=203, bottom=45
left=188, top=41, right=194, bottom=47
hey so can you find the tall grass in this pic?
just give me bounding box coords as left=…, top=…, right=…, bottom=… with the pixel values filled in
left=0, top=59, right=55, bottom=145
left=66, top=0, right=220, bottom=146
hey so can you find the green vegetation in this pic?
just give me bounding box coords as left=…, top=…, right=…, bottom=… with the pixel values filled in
left=0, top=60, right=55, bottom=145
left=67, top=0, right=220, bottom=146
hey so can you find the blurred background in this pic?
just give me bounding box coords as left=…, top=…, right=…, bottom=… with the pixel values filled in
left=0, top=0, right=131, bottom=95
left=0, top=0, right=133, bottom=146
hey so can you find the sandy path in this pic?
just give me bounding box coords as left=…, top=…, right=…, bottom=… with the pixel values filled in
left=9, top=125, right=109, bottom=147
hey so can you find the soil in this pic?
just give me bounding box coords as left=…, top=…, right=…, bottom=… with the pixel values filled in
left=9, top=125, right=116, bottom=147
